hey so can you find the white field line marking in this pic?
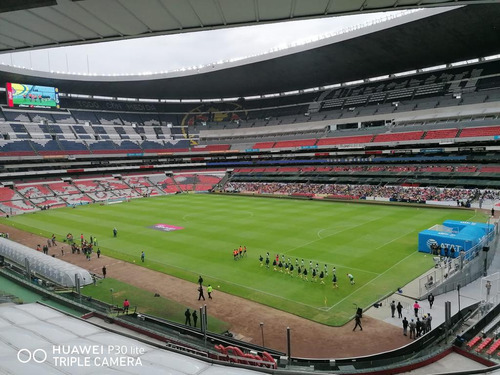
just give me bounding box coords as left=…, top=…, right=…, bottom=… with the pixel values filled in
left=374, top=229, right=415, bottom=250
left=287, top=216, right=383, bottom=254
left=325, top=251, right=419, bottom=312
left=317, top=224, right=355, bottom=239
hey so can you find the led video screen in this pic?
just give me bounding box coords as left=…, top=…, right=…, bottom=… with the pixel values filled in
left=6, top=82, right=60, bottom=109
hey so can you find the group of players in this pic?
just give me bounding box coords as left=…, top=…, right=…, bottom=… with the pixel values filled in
left=232, top=245, right=247, bottom=260
left=258, top=253, right=355, bottom=287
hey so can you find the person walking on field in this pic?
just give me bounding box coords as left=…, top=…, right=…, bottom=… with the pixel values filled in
left=397, top=302, right=403, bottom=319
left=347, top=273, right=355, bottom=285
left=207, top=285, right=213, bottom=299
left=353, top=313, right=362, bottom=331
left=113, top=227, right=117, bottom=237
left=184, top=309, right=192, bottom=326
left=198, top=285, right=206, bottom=301
left=141, top=251, right=145, bottom=263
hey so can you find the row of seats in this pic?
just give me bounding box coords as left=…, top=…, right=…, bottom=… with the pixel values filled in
left=466, top=335, right=500, bottom=355
left=0, top=139, right=231, bottom=156
left=250, top=126, right=500, bottom=149
left=233, top=165, right=500, bottom=175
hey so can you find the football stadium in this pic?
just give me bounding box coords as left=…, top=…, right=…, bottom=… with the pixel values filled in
left=0, top=1, right=500, bottom=374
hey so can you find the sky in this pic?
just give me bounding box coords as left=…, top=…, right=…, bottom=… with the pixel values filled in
left=0, top=11, right=406, bottom=75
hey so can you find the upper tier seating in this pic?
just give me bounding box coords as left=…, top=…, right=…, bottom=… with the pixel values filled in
left=52, top=112, right=75, bottom=123
left=252, top=142, right=275, bottom=149
left=58, top=140, right=90, bottom=153
left=72, top=111, right=99, bottom=124
left=317, top=135, right=374, bottom=146
left=0, top=140, right=35, bottom=156
left=424, top=129, right=459, bottom=139
left=372, top=131, right=424, bottom=143
left=273, top=139, right=316, bottom=148
left=459, top=125, right=500, bottom=138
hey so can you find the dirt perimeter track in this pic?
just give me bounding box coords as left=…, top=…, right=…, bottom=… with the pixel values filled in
left=0, top=223, right=412, bottom=358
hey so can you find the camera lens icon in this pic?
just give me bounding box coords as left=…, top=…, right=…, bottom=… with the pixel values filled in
left=17, top=348, right=48, bottom=364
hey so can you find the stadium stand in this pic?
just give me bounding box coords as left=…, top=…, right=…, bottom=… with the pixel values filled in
left=16, top=184, right=54, bottom=198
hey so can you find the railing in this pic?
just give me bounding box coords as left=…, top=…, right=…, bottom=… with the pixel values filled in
left=418, top=225, right=497, bottom=298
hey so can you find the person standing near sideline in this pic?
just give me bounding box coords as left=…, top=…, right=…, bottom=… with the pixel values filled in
left=184, top=309, right=191, bottom=326
left=123, top=299, right=130, bottom=314
left=390, top=300, right=396, bottom=318
left=397, top=301, right=403, bottom=318
left=192, top=310, right=198, bottom=327
left=353, top=312, right=362, bottom=331
left=409, top=319, right=416, bottom=339
left=402, top=317, right=409, bottom=336
left=207, top=285, right=213, bottom=299
left=428, top=293, right=435, bottom=309
left=102, top=265, right=107, bottom=278
left=141, top=251, right=145, bottom=263
left=198, top=275, right=204, bottom=286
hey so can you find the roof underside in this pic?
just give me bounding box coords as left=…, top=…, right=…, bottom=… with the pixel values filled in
left=1, top=4, right=499, bottom=100
left=0, top=0, right=497, bottom=54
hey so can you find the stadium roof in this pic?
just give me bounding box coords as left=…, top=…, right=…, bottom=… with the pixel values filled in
left=0, top=3, right=499, bottom=99
left=0, top=302, right=267, bottom=374
left=0, top=0, right=495, bottom=54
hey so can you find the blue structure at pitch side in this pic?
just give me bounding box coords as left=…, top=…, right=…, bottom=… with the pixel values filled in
left=418, top=220, right=494, bottom=260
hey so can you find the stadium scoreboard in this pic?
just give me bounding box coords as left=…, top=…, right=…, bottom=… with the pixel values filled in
left=6, top=82, right=60, bottom=109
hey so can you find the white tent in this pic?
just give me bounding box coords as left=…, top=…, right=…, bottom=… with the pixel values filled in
left=0, top=237, right=92, bottom=287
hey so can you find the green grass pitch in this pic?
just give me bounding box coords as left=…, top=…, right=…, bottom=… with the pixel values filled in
left=0, top=194, right=486, bottom=325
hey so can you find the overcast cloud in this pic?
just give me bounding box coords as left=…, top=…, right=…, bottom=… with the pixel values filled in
left=0, top=12, right=401, bottom=75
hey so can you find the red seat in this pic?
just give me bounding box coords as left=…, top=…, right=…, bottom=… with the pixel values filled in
left=475, top=337, right=493, bottom=352
left=373, top=131, right=424, bottom=143
left=460, top=125, right=500, bottom=138
left=486, top=338, right=500, bottom=355
left=424, top=129, right=458, bottom=139
left=466, top=336, right=482, bottom=349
